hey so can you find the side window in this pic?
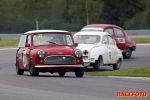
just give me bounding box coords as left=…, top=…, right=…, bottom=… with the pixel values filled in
left=26, top=35, right=31, bottom=44
left=108, top=36, right=115, bottom=45
left=104, top=28, right=114, bottom=36
left=102, top=36, right=109, bottom=44
left=114, top=28, right=124, bottom=36
left=18, top=35, right=27, bottom=47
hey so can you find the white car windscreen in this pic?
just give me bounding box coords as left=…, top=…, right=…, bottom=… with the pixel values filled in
left=74, top=35, right=101, bottom=44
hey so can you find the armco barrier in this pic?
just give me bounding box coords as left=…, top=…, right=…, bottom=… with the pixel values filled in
left=0, top=29, right=150, bottom=38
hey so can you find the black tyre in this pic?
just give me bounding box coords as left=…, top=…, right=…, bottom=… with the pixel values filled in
left=58, top=71, right=66, bottom=77
left=123, top=48, right=132, bottom=59
left=113, top=59, right=121, bottom=70
left=29, top=59, right=39, bottom=76
left=75, top=67, right=84, bottom=77
left=16, top=58, right=24, bottom=75
left=94, top=57, right=100, bottom=71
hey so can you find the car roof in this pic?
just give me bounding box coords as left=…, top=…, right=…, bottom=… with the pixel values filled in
left=82, top=24, right=121, bottom=29
left=74, top=31, right=111, bottom=37
left=24, top=30, right=70, bottom=35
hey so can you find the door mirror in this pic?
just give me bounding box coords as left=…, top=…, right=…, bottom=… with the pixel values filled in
left=74, top=43, right=78, bottom=46
left=25, top=43, right=30, bottom=47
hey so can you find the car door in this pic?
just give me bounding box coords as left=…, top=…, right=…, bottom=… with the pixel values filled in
left=18, top=35, right=27, bottom=69
left=101, top=35, right=111, bottom=64
left=18, top=35, right=30, bottom=70
left=23, top=35, right=31, bottom=70
left=107, top=36, right=117, bottom=64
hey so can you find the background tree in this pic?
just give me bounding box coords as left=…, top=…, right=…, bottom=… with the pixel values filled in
left=67, top=0, right=104, bottom=31
left=0, top=0, right=14, bottom=32
left=123, top=0, right=150, bottom=29
left=100, top=0, right=144, bottom=27
left=0, top=0, right=150, bottom=33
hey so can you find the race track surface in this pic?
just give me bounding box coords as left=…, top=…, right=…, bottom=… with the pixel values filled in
left=0, top=45, right=150, bottom=100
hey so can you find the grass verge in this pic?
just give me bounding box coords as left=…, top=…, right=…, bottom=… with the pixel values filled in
left=86, top=66, right=150, bottom=77
left=131, top=38, right=150, bottom=43
left=0, top=38, right=19, bottom=47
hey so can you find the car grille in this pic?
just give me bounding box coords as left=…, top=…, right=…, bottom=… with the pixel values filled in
left=44, top=56, right=76, bottom=65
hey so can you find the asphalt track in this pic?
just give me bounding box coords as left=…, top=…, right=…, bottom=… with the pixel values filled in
left=0, top=45, right=150, bottom=100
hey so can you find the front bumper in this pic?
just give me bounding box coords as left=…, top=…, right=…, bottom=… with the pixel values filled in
left=35, top=64, right=83, bottom=68
left=83, top=59, right=95, bottom=66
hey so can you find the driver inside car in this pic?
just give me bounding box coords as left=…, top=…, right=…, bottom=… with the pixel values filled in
left=50, top=36, right=63, bottom=44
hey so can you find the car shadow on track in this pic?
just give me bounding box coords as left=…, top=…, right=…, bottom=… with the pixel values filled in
left=23, top=73, right=79, bottom=78
left=85, top=66, right=113, bottom=72
left=21, top=66, right=113, bottom=78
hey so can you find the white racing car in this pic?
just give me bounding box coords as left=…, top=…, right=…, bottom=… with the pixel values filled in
left=74, top=31, right=123, bottom=71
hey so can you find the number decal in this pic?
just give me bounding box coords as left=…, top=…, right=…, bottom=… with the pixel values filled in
left=109, top=52, right=111, bottom=59
left=23, top=50, right=27, bottom=67
left=38, top=34, right=42, bottom=37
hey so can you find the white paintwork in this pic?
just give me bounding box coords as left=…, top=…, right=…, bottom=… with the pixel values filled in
left=74, top=31, right=123, bottom=67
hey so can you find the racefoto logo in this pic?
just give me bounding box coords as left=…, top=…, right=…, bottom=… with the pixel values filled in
left=117, top=92, right=148, bottom=98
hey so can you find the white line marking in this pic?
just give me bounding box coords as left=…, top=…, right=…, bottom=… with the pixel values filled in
left=108, top=76, right=150, bottom=80
left=137, top=44, right=150, bottom=45
left=0, top=48, right=18, bottom=50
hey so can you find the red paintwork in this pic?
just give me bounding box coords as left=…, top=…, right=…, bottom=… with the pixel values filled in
left=81, top=24, right=136, bottom=51
left=16, top=31, right=83, bottom=72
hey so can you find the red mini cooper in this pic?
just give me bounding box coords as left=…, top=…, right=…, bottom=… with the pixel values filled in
left=81, top=24, right=136, bottom=59
left=16, top=30, right=84, bottom=77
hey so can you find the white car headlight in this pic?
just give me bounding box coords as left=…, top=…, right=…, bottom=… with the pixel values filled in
left=75, top=50, right=82, bottom=57
left=38, top=50, right=45, bottom=58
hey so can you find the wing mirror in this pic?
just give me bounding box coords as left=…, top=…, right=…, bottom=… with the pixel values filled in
left=25, top=43, right=30, bottom=47
left=74, top=43, right=78, bottom=46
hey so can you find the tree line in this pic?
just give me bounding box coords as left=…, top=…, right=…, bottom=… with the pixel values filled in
left=0, top=0, right=150, bottom=33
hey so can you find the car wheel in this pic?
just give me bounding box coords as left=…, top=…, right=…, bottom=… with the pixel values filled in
left=123, top=48, right=132, bottom=59
left=94, top=57, right=100, bottom=71
left=113, top=59, right=121, bottom=70
left=29, top=59, right=39, bottom=76
left=75, top=67, right=84, bottom=77
left=58, top=71, right=66, bottom=77
left=16, top=58, right=24, bottom=75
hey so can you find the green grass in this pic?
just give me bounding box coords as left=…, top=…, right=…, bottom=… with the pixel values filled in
left=86, top=66, right=150, bottom=77
left=131, top=38, right=150, bottom=43
left=0, top=38, right=19, bottom=47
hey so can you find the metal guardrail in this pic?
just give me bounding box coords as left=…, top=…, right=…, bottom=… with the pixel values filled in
left=125, top=30, right=150, bottom=35
left=0, top=29, right=150, bottom=38
left=0, top=34, right=22, bottom=39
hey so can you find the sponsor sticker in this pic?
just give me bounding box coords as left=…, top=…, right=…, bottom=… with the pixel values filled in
left=38, top=34, right=42, bottom=37
left=117, top=92, right=148, bottom=98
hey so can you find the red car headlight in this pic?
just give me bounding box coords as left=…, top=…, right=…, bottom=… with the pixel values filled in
left=38, top=50, right=45, bottom=58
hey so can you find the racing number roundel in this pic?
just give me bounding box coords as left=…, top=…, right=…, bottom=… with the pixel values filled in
left=23, top=50, right=27, bottom=67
